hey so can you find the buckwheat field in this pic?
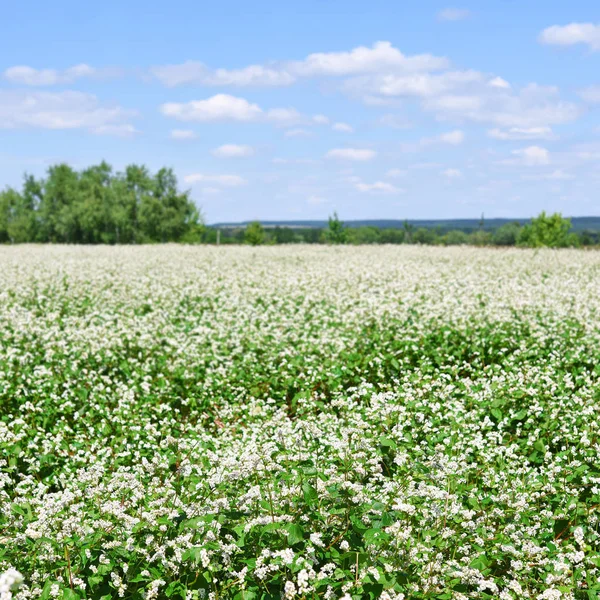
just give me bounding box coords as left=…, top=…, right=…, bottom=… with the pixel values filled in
left=2, top=245, right=600, bottom=600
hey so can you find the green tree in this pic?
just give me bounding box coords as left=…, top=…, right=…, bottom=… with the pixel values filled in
left=325, top=212, right=347, bottom=244
left=444, top=230, right=469, bottom=245
left=492, top=222, right=521, bottom=246
left=39, top=164, right=80, bottom=243
left=244, top=221, right=265, bottom=246
left=403, top=220, right=415, bottom=244
left=517, top=212, right=578, bottom=248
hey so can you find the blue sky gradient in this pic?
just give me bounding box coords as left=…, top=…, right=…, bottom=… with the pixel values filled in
left=1, top=0, right=599, bottom=222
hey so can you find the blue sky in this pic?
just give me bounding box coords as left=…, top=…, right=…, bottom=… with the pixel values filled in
left=1, top=0, right=599, bottom=223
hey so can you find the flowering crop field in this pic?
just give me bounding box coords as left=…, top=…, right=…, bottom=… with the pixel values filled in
left=1, top=246, right=600, bottom=600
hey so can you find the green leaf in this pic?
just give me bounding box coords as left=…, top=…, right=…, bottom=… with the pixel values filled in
left=287, top=523, right=304, bottom=545
left=379, top=436, right=397, bottom=450
left=62, top=590, right=81, bottom=600
left=302, top=482, right=318, bottom=506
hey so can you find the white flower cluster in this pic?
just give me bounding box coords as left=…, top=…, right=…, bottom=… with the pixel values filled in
left=1, top=245, right=600, bottom=598
left=0, top=570, right=23, bottom=600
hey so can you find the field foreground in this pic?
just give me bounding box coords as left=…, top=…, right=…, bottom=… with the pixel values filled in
left=1, top=245, right=600, bottom=600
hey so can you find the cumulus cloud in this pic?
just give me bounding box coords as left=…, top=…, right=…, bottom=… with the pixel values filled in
left=511, top=145, right=551, bottom=166
left=284, top=128, right=312, bottom=138
left=292, top=41, right=448, bottom=76
left=151, top=61, right=295, bottom=87
left=487, top=126, right=555, bottom=140
left=184, top=173, right=247, bottom=186
left=345, top=70, right=483, bottom=99
left=332, top=122, right=354, bottom=133
left=161, top=94, right=263, bottom=122
left=0, top=90, right=135, bottom=133
left=437, top=8, right=471, bottom=22
left=539, top=23, right=600, bottom=51
left=170, top=129, right=197, bottom=140
left=91, top=124, right=139, bottom=138
left=441, top=168, right=463, bottom=178
left=272, top=157, right=318, bottom=165
left=438, top=130, right=465, bottom=144
left=312, top=114, right=330, bottom=125
left=152, top=41, right=449, bottom=88
left=424, top=83, right=580, bottom=128
left=489, top=76, right=510, bottom=89
left=212, top=144, right=255, bottom=158
left=266, top=107, right=302, bottom=124
left=579, top=85, right=600, bottom=103
left=386, top=168, right=407, bottom=178
left=355, top=181, right=403, bottom=193
left=418, top=129, right=465, bottom=148
left=3, top=64, right=101, bottom=86
left=325, top=148, right=376, bottom=161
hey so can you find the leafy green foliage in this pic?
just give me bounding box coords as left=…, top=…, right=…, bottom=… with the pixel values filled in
left=1, top=246, right=600, bottom=600
left=244, top=221, right=266, bottom=246
left=517, top=211, right=579, bottom=248
left=325, top=212, right=347, bottom=244
left=0, top=162, right=204, bottom=244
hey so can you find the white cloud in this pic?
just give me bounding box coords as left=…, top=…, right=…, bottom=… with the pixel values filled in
left=332, top=122, right=354, bottom=133
left=511, top=145, right=550, bottom=166
left=325, top=148, right=376, bottom=161
left=539, top=23, right=600, bottom=51
left=438, top=129, right=465, bottom=144
left=489, top=76, right=510, bottom=89
left=291, top=41, right=449, bottom=76
left=170, top=129, right=197, bottom=140
left=488, top=126, right=555, bottom=140
left=355, top=181, right=403, bottom=194
left=347, top=70, right=483, bottom=99
left=209, top=65, right=295, bottom=86
left=91, top=124, right=139, bottom=138
left=437, top=8, right=471, bottom=22
left=424, top=84, right=580, bottom=128
left=284, top=128, right=312, bottom=138
left=312, top=114, right=330, bottom=125
left=418, top=129, right=465, bottom=147
left=386, top=168, right=407, bottom=178
left=307, top=195, right=328, bottom=205
left=184, top=173, right=247, bottom=186
left=579, top=85, right=600, bottom=103
left=161, top=94, right=262, bottom=122
left=3, top=63, right=98, bottom=86
left=441, top=168, right=463, bottom=178
left=212, top=144, right=255, bottom=158
left=272, top=157, right=318, bottom=165
left=152, top=41, right=448, bottom=89
left=161, top=95, right=305, bottom=127
left=151, top=61, right=295, bottom=87
left=266, top=107, right=302, bottom=124
left=0, top=90, right=135, bottom=132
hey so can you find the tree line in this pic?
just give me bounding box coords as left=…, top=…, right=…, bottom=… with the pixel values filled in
left=0, top=162, right=203, bottom=244
left=0, top=162, right=596, bottom=248
left=220, top=212, right=596, bottom=248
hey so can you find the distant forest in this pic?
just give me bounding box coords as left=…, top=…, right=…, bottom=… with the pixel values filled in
left=1, top=162, right=599, bottom=246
